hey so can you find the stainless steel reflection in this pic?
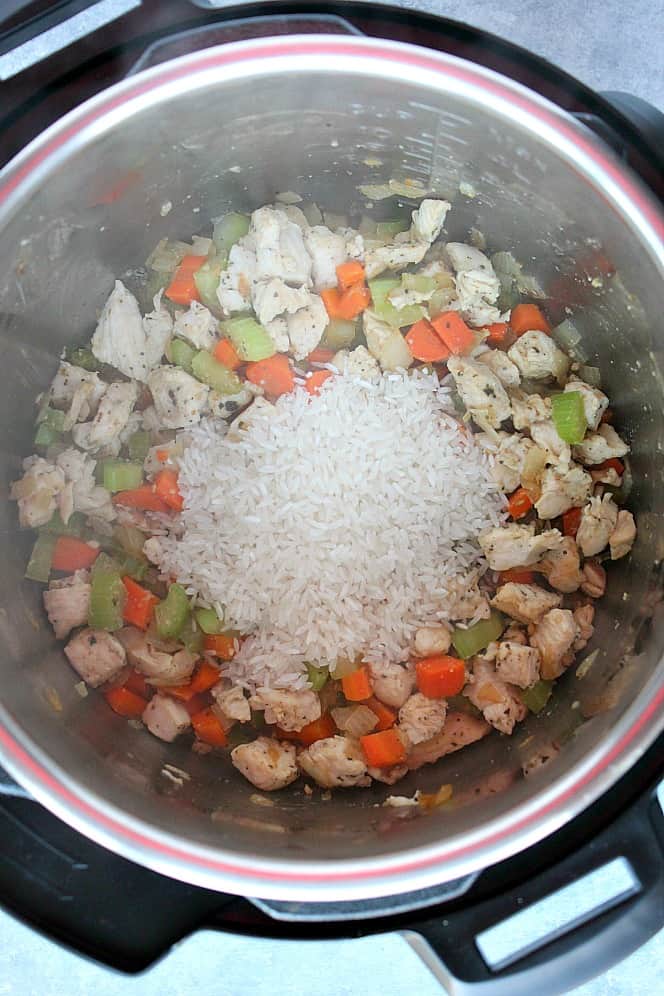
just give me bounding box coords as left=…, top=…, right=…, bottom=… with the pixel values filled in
left=0, top=37, right=662, bottom=901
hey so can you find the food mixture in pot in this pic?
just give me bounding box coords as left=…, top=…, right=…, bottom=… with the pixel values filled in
left=10, top=196, right=636, bottom=793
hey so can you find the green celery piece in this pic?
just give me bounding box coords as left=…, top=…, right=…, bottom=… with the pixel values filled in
left=36, top=407, right=66, bottom=431
left=213, top=213, right=250, bottom=252
left=322, top=318, right=357, bottom=350
left=25, top=533, right=56, bottom=582
left=170, top=337, right=196, bottom=375
left=194, top=258, right=225, bottom=313
left=374, top=299, right=426, bottom=328
left=180, top=617, right=204, bottom=655
left=115, top=554, right=148, bottom=581
left=127, top=430, right=151, bottom=463
left=154, top=583, right=190, bottom=639
left=195, top=606, right=225, bottom=635
left=368, top=277, right=400, bottom=309
left=102, top=461, right=143, bottom=493
left=113, top=524, right=147, bottom=559
left=40, top=511, right=85, bottom=537
left=65, top=346, right=100, bottom=371
left=375, top=219, right=409, bottom=239
left=191, top=350, right=243, bottom=394
left=88, top=555, right=126, bottom=630
left=401, top=273, right=436, bottom=294
left=306, top=663, right=329, bottom=692
left=551, top=391, right=586, bottom=445
left=520, top=679, right=553, bottom=714
left=222, top=316, right=275, bottom=362
left=34, top=423, right=60, bottom=448
left=452, top=610, right=505, bottom=659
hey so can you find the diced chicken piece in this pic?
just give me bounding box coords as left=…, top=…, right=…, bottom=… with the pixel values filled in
left=303, top=225, right=347, bottom=291
left=212, top=682, right=251, bottom=723
left=216, top=242, right=256, bottom=314
left=464, top=659, right=527, bottom=735
left=477, top=349, right=521, bottom=388
left=529, top=420, right=571, bottom=466
left=503, top=622, right=528, bottom=644
left=398, top=693, right=447, bottom=745
left=530, top=608, right=579, bottom=680
left=147, top=366, right=209, bottom=429
left=406, top=710, right=491, bottom=769
left=364, top=241, right=429, bottom=280
left=576, top=494, right=619, bottom=557
left=479, top=523, right=564, bottom=571
left=142, top=289, right=173, bottom=369
left=414, top=625, right=452, bottom=657
left=510, top=390, right=552, bottom=431
left=410, top=199, right=450, bottom=243
left=565, top=379, right=609, bottom=430
left=573, top=604, right=595, bottom=651
left=142, top=695, right=191, bottom=742
left=507, top=330, right=569, bottom=381
left=64, top=628, right=126, bottom=687
left=446, top=242, right=501, bottom=326
left=581, top=560, right=607, bottom=598
left=368, top=661, right=415, bottom=708
left=536, top=536, right=583, bottom=593
left=231, top=737, right=298, bottom=791
left=172, top=301, right=218, bottom=350
left=285, top=292, right=328, bottom=359
left=367, top=764, right=408, bottom=785
left=298, top=735, right=370, bottom=788
left=535, top=465, right=593, bottom=519
left=55, top=448, right=115, bottom=522
left=48, top=361, right=106, bottom=428
left=573, top=424, right=629, bottom=466
left=333, top=345, right=381, bottom=380
left=10, top=456, right=65, bottom=528
left=447, top=356, right=511, bottom=428
left=252, top=279, right=310, bottom=326
left=494, top=641, right=541, bottom=688
left=208, top=385, right=256, bottom=421
left=610, top=509, right=636, bottom=560
left=363, top=310, right=413, bottom=371
left=446, top=243, right=496, bottom=277
left=117, top=628, right=196, bottom=685
left=72, top=381, right=138, bottom=453
left=249, top=688, right=321, bottom=732
left=339, top=227, right=365, bottom=261
left=477, top=430, right=535, bottom=494
left=251, top=206, right=312, bottom=286
left=143, top=536, right=162, bottom=564
left=491, top=582, right=561, bottom=624
left=263, top=316, right=290, bottom=353
left=43, top=570, right=91, bottom=640
left=271, top=201, right=307, bottom=225
left=91, top=280, right=152, bottom=381
left=446, top=573, right=491, bottom=623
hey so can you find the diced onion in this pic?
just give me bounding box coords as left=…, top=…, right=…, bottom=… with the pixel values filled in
left=551, top=319, right=589, bottom=363
left=331, top=705, right=378, bottom=737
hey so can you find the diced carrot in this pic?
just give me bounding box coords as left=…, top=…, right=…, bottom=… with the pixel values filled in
left=276, top=713, right=337, bottom=747
left=305, top=370, right=334, bottom=396
left=168, top=661, right=221, bottom=701
left=164, top=254, right=205, bottom=305
left=498, top=568, right=535, bottom=585
left=507, top=486, right=534, bottom=520
left=593, top=457, right=624, bottom=476
left=154, top=468, right=184, bottom=512
left=321, top=287, right=344, bottom=319
left=51, top=536, right=99, bottom=572
left=191, top=707, right=228, bottom=747
left=104, top=686, right=147, bottom=718
left=245, top=354, right=295, bottom=397
left=184, top=693, right=210, bottom=717
left=485, top=322, right=512, bottom=347
left=510, top=303, right=550, bottom=337
left=360, top=728, right=407, bottom=767
left=366, top=697, right=396, bottom=731
left=415, top=656, right=466, bottom=699
left=112, top=485, right=171, bottom=514
left=342, top=665, right=373, bottom=701
left=122, top=576, right=159, bottom=630
left=405, top=319, right=450, bottom=362
left=156, top=449, right=169, bottom=463
left=321, top=284, right=370, bottom=321
left=203, top=633, right=237, bottom=660
left=562, top=506, right=583, bottom=537
left=307, top=347, right=336, bottom=364
left=336, top=260, right=366, bottom=291
left=430, top=312, right=475, bottom=355
left=214, top=338, right=242, bottom=371
left=124, top=669, right=152, bottom=698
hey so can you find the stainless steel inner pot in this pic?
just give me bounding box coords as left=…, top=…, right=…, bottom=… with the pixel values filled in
left=0, top=36, right=662, bottom=902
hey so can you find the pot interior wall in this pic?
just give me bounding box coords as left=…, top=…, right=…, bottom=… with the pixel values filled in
left=0, top=59, right=663, bottom=868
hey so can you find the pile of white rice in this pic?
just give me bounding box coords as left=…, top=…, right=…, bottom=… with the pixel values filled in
left=157, top=369, right=506, bottom=689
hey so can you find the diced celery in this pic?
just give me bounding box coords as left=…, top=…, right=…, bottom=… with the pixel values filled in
left=25, top=534, right=56, bottom=582
left=65, top=346, right=100, bottom=371
left=519, top=679, right=553, bottom=714
left=191, top=350, right=243, bottom=394
left=34, top=423, right=60, bottom=448
left=146, top=238, right=191, bottom=273
left=578, top=364, right=602, bottom=388
left=375, top=219, right=409, bottom=239
left=180, top=617, right=204, bottom=655
left=170, top=337, right=196, bottom=374
left=195, top=606, right=225, bottom=634
left=154, top=583, right=189, bottom=639
left=306, top=663, right=329, bottom=691
left=193, top=258, right=226, bottom=313
left=551, top=392, right=586, bottom=445
left=322, top=318, right=357, bottom=350
left=36, top=407, right=66, bottom=431
left=222, top=316, right=275, bottom=362
left=213, top=213, right=250, bottom=252
left=40, top=511, right=85, bottom=537
left=113, top=524, right=146, bottom=559
left=101, top=461, right=143, bottom=493
left=127, top=430, right=151, bottom=463
left=401, top=273, right=436, bottom=294
left=368, top=277, right=424, bottom=328
left=368, top=277, right=401, bottom=309
left=115, top=554, right=148, bottom=581
left=88, top=556, right=126, bottom=630
left=452, top=610, right=505, bottom=659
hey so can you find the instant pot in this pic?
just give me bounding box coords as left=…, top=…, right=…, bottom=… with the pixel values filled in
left=0, top=3, right=663, bottom=993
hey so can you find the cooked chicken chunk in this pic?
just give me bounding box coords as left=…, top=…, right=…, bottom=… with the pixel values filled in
left=298, top=735, right=370, bottom=788
left=43, top=570, right=91, bottom=640
left=143, top=695, right=191, bottom=742
left=252, top=279, right=310, bottom=327
left=211, top=682, right=251, bottom=723
left=446, top=243, right=501, bottom=326
left=48, top=361, right=106, bottom=428
left=333, top=345, right=381, bottom=379
left=398, top=693, right=447, bottom=745
left=406, top=710, right=490, bottom=769
left=64, top=628, right=126, bottom=687
left=249, top=688, right=321, bottom=732
left=232, top=737, right=298, bottom=791
left=477, top=431, right=535, bottom=494
left=10, top=456, right=65, bottom=528
left=573, top=424, right=629, bottom=466
left=477, top=349, right=521, bottom=388
left=263, top=316, right=290, bottom=353
left=536, top=536, right=583, bottom=593
left=251, top=205, right=312, bottom=286
left=510, top=390, right=552, bottom=431
left=55, top=448, right=115, bottom=522
left=573, top=603, right=595, bottom=651
left=208, top=385, right=256, bottom=421
left=147, top=366, right=209, bottom=428
left=142, top=289, right=173, bottom=369
left=447, top=356, right=511, bottom=428
left=117, top=628, right=196, bottom=685
left=368, top=661, right=415, bottom=708
left=610, top=509, right=636, bottom=560
left=530, top=608, right=579, bottom=680
left=367, top=764, right=408, bottom=785
left=508, top=330, right=569, bottom=381
left=494, top=641, right=541, bottom=688
left=410, top=198, right=450, bottom=243
left=303, top=225, right=346, bottom=291
left=364, top=241, right=429, bottom=280
left=490, top=582, right=561, bottom=624
left=535, top=465, right=593, bottom=519
left=576, top=494, right=619, bottom=557
left=565, top=379, right=609, bottom=430
left=172, top=301, right=218, bottom=350
left=363, top=310, right=414, bottom=371
left=285, top=292, right=328, bottom=359
left=464, top=659, right=527, bottom=734
left=72, top=381, right=138, bottom=453
left=529, top=419, right=571, bottom=466
left=479, top=523, right=564, bottom=571
left=414, top=625, right=452, bottom=658
left=216, top=242, right=256, bottom=314
left=91, top=280, right=152, bottom=381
